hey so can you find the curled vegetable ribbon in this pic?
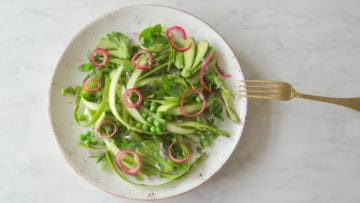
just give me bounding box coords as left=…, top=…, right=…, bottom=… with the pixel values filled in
left=73, top=76, right=111, bottom=127
left=165, top=26, right=192, bottom=52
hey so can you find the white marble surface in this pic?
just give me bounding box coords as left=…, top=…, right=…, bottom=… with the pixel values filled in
left=0, top=0, right=359, bottom=202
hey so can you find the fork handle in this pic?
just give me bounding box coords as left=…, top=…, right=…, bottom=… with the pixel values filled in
left=296, top=93, right=360, bottom=111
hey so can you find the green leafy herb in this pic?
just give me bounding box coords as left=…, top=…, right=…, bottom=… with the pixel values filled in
left=157, top=75, right=189, bottom=98
left=138, top=24, right=169, bottom=52
left=205, top=99, right=224, bottom=125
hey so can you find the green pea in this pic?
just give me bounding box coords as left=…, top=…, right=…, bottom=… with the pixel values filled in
left=196, top=96, right=203, bottom=103
left=142, top=124, right=150, bottom=131
left=153, top=120, right=161, bottom=127
left=156, top=111, right=164, bottom=118
left=60, top=88, right=67, bottom=96
left=150, top=126, right=156, bottom=133
left=150, top=105, right=157, bottom=112
left=155, top=122, right=164, bottom=130
left=146, top=117, right=154, bottom=123
left=144, top=100, right=151, bottom=107
left=142, top=112, right=149, bottom=118
left=135, top=123, right=142, bottom=128
left=78, top=63, right=93, bottom=72
left=79, top=134, right=88, bottom=141
left=84, top=139, right=92, bottom=146
left=78, top=114, right=87, bottom=121
left=84, top=131, right=92, bottom=137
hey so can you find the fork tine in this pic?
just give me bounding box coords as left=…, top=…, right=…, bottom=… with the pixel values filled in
left=239, top=89, right=279, bottom=94
left=238, top=85, right=280, bottom=90
left=239, top=94, right=280, bottom=100
left=240, top=80, right=282, bottom=85
left=238, top=80, right=287, bottom=100
left=239, top=83, right=280, bottom=94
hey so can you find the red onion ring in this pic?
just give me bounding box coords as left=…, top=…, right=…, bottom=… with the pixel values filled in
left=89, top=48, right=108, bottom=67
left=165, top=26, right=192, bottom=52
left=215, top=62, right=232, bottom=78
left=179, top=89, right=206, bottom=118
left=82, top=77, right=101, bottom=93
left=168, top=142, right=192, bottom=163
left=199, top=54, right=213, bottom=93
left=115, top=150, right=141, bottom=175
left=96, top=120, right=118, bottom=139
left=122, top=88, right=143, bottom=108
left=131, top=50, right=153, bottom=70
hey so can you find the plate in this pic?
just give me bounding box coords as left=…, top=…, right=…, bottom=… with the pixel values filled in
left=49, top=5, right=247, bottom=200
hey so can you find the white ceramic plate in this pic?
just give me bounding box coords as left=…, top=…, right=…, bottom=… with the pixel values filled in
left=49, top=5, right=247, bottom=200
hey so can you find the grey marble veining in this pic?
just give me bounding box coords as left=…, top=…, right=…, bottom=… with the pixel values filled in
left=0, top=0, right=359, bottom=202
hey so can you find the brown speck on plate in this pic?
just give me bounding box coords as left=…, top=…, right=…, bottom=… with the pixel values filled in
left=147, top=192, right=155, bottom=198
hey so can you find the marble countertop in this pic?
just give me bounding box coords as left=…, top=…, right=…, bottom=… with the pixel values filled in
left=1, top=0, right=359, bottom=202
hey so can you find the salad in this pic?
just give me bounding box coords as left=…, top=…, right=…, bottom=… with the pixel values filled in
left=60, top=24, right=238, bottom=186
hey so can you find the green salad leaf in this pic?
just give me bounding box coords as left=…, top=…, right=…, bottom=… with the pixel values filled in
left=138, top=24, right=169, bottom=52
left=97, top=32, right=132, bottom=59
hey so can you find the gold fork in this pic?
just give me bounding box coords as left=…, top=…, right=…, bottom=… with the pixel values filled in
left=239, top=80, right=360, bottom=111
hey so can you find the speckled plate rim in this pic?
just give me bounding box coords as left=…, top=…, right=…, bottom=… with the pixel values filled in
left=48, top=4, right=247, bottom=201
